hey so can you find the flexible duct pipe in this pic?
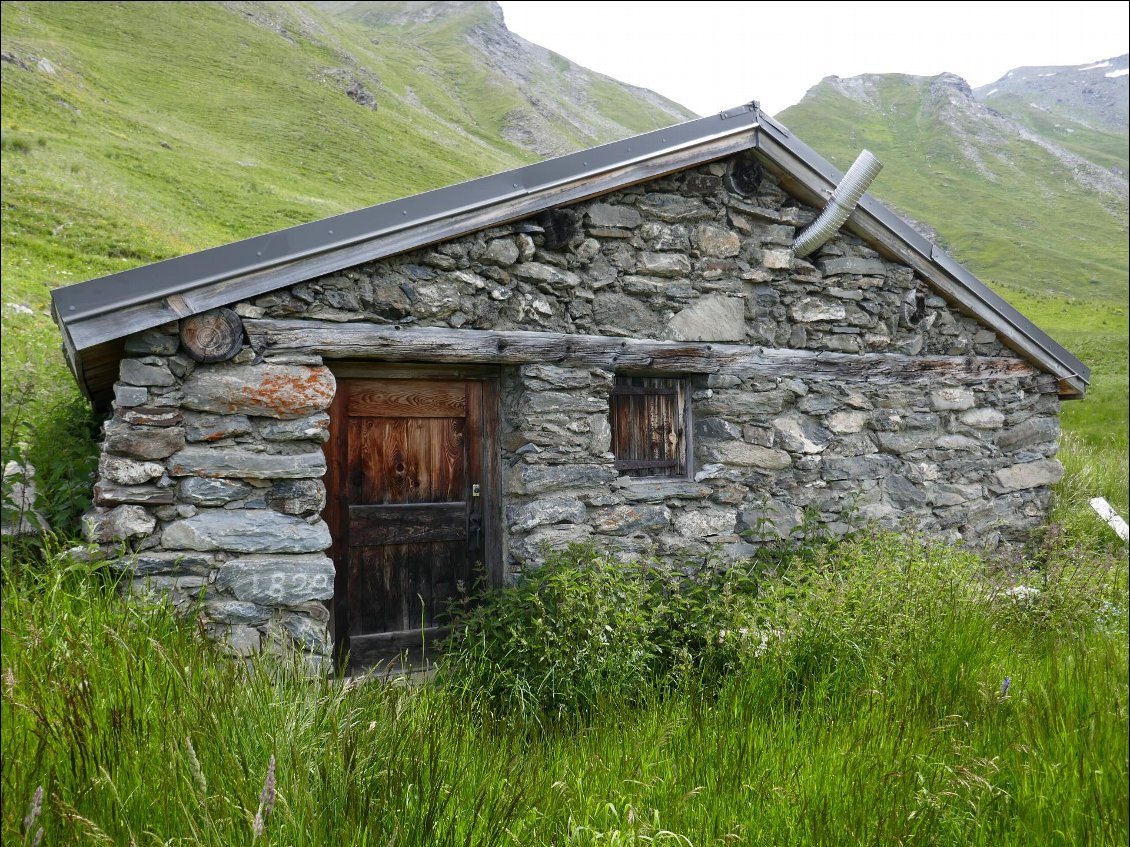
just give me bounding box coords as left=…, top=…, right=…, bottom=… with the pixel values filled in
left=792, top=149, right=883, bottom=257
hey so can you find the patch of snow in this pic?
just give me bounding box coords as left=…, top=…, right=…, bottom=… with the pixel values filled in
left=1065, top=127, right=1075, bottom=133
left=1078, top=61, right=1111, bottom=70
left=986, top=88, right=998, bottom=96
left=1038, top=72, right=1057, bottom=77
left=1105, top=68, right=1129, bottom=78
left=1029, top=103, right=1048, bottom=111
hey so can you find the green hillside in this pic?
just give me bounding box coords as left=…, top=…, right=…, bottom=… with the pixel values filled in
left=778, top=72, right=1128, bottom=303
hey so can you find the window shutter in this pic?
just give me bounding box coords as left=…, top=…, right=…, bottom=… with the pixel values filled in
left=610, top=376, right=688, bottom=478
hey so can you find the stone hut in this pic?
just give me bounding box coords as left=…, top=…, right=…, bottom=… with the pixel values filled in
left=51, top=104, right=1088, bottom=669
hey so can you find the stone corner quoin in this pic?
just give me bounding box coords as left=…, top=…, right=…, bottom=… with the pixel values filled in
left=82, top=154, right=1065, bottom=661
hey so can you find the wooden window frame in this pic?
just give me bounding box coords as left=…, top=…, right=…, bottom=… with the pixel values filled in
left=609, top=374, right=693, bottom=480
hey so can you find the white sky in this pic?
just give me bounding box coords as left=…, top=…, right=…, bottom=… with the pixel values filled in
left=497, top=1, right=1130, bottom=116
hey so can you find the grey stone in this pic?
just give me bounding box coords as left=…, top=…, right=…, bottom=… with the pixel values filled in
left=930, top=483, right=982, bottom=507
left=124, top=329, right=180, bottom=356
left=508, top=464, right=618, bottom=496
left=84, top=505, right=156, bottom=542
left=178, top=477, right=252, bottom=506
left=105, top=425, right=185, bottom=460
left=207, top=625, right=262, bottom=657
left=593, top=504, right=671, bottom=535
left=522, top=364, right=595, bottom=389
left=995, top=417, right=1058, bottom=451
left=184, top=414, right=253, bottom=443
left=168, top=446, right=326, bottom=479
left=99, top=454, right=165, bottom=486
left=673, top=508, right=736, bottom=538
left=637, top=252, right=691, bottom=277
left=820, top=257, right=887, bottom=276
left=935, top=434, right=983, bottom=451
left=162, top=511, right=332, bottom=553
left=761, top=249, right=792, bottom=269
left=586, top=202, right=641, bottom=229
left=877, top=431, right=937, bottom=454
left=94, top=481, right=175, bottom=506
left=114, top=385, right=149, bottom=407
left=522, top=390, right=607, bottom=415
left=691, top=224, right=741, bottom=257
left=507, top=496, right=587, bottom=531
left=593, top=292, right=660, bottom=336
left=511, top=524, right=594, bottom=564
left=931, top=387, right=975, bottom=411
left=205, top=599, right=272, bottom=625
left=512, top=262, right=580, bottom=288
left=113, top=550, right=214, bottom=576
left=826, top=410, right=867, bottom=434
left=181, top=364, right=336, bottom=419
left=884, top=475, right=927, bottom=508
left=666, top=295, right=745, bottom=342
left=589, top=414, right=612, bottom=455
left=772, top=413, right=831, bottom=454
left=960, top=408, right=1006, bottom=429
left=266, top=479, right=327, bottom=515
left=790, top=297, right=846, bottom=323
left=740, top=500, right=803, bottom=540
left=709, top=441, right=792, bottom=470
left=481, top=238, right=520, bottom=266
left=617, top=479, right=711, bottom=502
left=824, top=454, right=901, bottom=481
left=991, top=459, right=1064, bottom=493
left=280, top=613, right=330, bottom=652
left=637, top=193, right=711, bottom=222
left=120, top=359, right=175, bottom=387
left=259, top=413, right=331, bottom=443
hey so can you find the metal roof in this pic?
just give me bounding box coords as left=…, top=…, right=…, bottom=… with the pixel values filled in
left=50, top=102, right=1089, bottom=403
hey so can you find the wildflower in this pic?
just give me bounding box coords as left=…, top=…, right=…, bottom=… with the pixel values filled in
left=251, top=755, right=276, bottom=841
left=999, top=676, right=1011, bottom=699
left=3, top=667, right=14, bottom=695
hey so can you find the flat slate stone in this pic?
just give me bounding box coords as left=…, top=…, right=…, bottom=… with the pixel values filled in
left=178, top=476, right=253, bottom=505
left=181, top=364, right=335, bottom=420
left=162, top=510, right=331, bottom=553
left=991, top=459, right=1064, bottom=493
left=120, top=358, right=176, bottom=387
left=168, top=446, right=326, bottom=479
left=215, top=554, right=335, bottom=605
left=666, top=295, right=745, bottom=342
left=105, top=425, right=186, bottom=460
left=99, top=455, right=165, bottom=486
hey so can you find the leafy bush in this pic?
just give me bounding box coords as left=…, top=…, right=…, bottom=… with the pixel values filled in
left=440, top=544, right=771, bottom=723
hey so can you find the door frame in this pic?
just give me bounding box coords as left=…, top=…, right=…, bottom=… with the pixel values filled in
left=323, top=362, right=503, bottom=666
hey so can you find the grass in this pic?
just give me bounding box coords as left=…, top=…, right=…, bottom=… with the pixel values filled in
left=2, top=533, right=1126, bottom=845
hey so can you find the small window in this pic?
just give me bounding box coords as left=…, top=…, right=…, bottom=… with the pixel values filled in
left=610, top=376, right=690, bottom=478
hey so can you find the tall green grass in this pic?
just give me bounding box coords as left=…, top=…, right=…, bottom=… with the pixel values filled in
left=4, top=533, right=1125, bottom=845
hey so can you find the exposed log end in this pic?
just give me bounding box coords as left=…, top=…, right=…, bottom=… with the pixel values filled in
left=181, top=308, right=245, bottom=363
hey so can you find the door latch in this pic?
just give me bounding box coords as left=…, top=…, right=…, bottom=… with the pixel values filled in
left=472, top=484, right=480, bottom=498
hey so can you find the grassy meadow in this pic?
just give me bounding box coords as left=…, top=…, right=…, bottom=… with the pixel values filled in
left=2, top=3, right=1128, bottom=845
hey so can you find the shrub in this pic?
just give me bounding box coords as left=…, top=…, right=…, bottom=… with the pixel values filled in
left=440, top=544, right=771, bottom=723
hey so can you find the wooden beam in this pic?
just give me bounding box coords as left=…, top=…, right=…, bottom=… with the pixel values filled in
left=244, top=319, right=1044, bottom=387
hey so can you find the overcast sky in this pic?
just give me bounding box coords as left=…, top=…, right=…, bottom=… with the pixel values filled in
left=497, top=1, right=1130, bottom=116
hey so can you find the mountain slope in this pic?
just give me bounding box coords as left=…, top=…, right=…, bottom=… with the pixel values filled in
left=975, top=54, right=1128, bottom=176
left=778, top=69, right=1128, bottom=304
left=0, top=0, right=693, bottom=307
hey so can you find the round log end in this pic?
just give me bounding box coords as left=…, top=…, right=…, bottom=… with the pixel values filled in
left=180, top=308, right=245, bottom=363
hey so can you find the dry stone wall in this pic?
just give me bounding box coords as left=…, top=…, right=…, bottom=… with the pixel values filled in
left=85, top=155, right=1064, bottom=656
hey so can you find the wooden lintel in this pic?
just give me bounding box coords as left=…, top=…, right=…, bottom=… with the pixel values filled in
left=244, top=319, right=1043, bottom=387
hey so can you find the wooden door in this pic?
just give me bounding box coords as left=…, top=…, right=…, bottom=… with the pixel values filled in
left=324, top=371, right=500, bottom=671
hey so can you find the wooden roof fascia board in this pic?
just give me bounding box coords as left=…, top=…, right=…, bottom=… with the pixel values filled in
left=752, top=120, right=1090, bottom=398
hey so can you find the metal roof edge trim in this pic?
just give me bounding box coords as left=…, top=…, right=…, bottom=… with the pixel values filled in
left=51, top=107, right=761, bottom=334
left=753, top=108, right=1091, bottom=389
